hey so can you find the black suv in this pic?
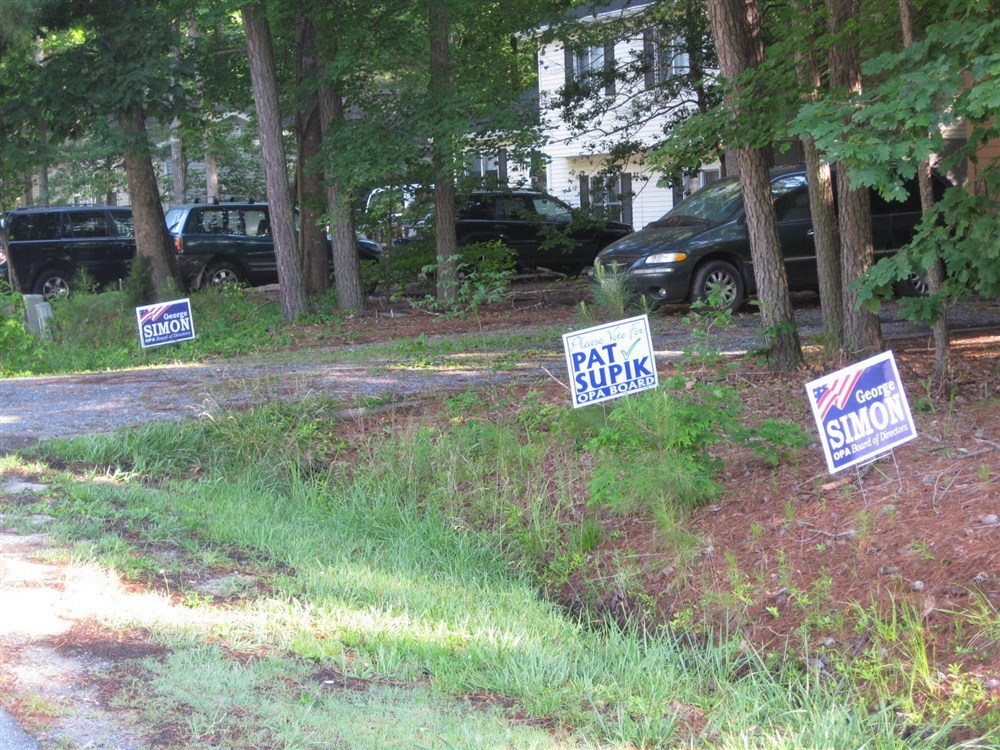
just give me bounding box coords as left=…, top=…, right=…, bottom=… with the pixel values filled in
left=1, top=205, right=135, bottom=297
left=594, top=166, right=948, bottom=310
left=455, top=190, right=632, bottom=274
left=165, top=202, right=380, bottom=287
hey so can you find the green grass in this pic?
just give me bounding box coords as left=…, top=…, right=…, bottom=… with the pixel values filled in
left=9, top=390, right=993, bottom=748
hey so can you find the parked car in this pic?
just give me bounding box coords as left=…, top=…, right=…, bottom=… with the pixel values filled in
left=400, top=190, right=632, bottom=275
left=593, top=166, right=948, bottom=310
left=0, top=205, right=136, bottom=298
left=165, top=202, right=380, bottom=288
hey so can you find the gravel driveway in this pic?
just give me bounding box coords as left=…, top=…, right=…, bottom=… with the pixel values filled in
left=2, top=298, right=997, bottom=454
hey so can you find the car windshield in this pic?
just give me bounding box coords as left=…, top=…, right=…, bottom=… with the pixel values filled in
left=530, top=196, right=573, bottom=222
left=652, top=177, right=744, bottom=227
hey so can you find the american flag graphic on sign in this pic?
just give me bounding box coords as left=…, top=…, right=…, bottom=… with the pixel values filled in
left=813, top=369, right=864, bottom=420
left=137, top=303, right=171, bottom=327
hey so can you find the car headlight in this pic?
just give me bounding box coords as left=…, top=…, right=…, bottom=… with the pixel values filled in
left=644, top=252, right=687, bottom=264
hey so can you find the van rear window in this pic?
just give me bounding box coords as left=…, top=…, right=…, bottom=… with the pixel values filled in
left=9, top=212, right=61, bottom=241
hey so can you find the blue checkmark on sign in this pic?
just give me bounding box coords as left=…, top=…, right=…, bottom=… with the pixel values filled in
left=622, top=338, right=641, bottom=360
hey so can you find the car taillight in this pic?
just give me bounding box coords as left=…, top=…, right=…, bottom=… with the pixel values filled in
left=174, top=236, right=183, bottom=254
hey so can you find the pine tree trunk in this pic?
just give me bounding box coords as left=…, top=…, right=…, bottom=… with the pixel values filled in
left=242, top=2, right=308, bottom=321
left=317, top=80, right=365, bottom=311
left=899, top=0, right=948, bottom=384
left=827, top=0, right=882, bottom=358
left=169, top=122, right=186, bottom=206
left=429, top=0, right=459, bottom=304
left=118, top=102, right=185, bottom=300
left=706, top=0, right=802, bottom=371
left=793, top=0, right=843, bottom=347
left=206, top=154, right=219, bottom=202
left=295, top=15, right=329, bottom=298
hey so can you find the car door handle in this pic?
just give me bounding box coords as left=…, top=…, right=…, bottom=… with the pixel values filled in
left=806, top=229, right=815, bottom=237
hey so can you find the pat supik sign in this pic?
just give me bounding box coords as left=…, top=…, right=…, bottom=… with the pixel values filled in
left=563, top=315, right=658, bottom=407
left=135, top=298, right=196, bottom=348
left=805, top=351, right=917, bottom=474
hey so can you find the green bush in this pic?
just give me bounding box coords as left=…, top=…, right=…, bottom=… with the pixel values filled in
left=0, top=284, right=41, bottom=376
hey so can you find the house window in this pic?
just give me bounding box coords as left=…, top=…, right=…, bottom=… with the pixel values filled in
left=564, top=42, right=616, bottom=97
left=579, top=173, right=633, bottom=225
left=671, top=169, right=721, bottom=205
left=644, top=30, right=690, bottom=89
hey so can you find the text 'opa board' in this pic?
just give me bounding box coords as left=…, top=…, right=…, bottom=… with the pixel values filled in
left=135, top=298, right=196, bottom=349
left=805, top=350, right=917, bottom=474
left=563, top=315, right=658, bottom=407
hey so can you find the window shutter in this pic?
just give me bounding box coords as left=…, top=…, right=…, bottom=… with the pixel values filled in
left=603, top=42, right=616, bottom=97
left=643, top=30, right=655, bottom=90
left=498, top=149, right=508, bottom=182
left=564, top=45, right=575, bottom=86
left=620, top=173, right=633, bottom=226
left=579, top=175, right=590, bottom=208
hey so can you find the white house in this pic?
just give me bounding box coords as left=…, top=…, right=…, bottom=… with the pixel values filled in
left=536, top=0, right=721, bottom=229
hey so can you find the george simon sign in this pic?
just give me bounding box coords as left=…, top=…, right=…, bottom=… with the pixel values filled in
left=805, top=351, right=917, bottom=473
left=135, top=298, right=196, bottom=349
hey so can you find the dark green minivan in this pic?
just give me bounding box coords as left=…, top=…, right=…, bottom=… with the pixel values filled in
left=593, top=166, right=948, bottom=310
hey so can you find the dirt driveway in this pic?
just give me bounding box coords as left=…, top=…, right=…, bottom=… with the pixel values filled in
left=2, top=292, right=998, bottom=454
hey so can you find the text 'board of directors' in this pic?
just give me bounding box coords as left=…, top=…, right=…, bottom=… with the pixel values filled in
left=563, top=315, right=658, bottom=408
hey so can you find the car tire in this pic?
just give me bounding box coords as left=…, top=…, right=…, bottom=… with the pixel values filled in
left=205, top=262, right=243, bottom=289
left=691, top=260, right=745, bottom=312
left=33, top=268, right=72, bottom=299
left=894, top=272, right=930, bottom=297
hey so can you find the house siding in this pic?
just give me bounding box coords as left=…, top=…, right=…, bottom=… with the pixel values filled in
left=538, top=27, right=711, bottom=229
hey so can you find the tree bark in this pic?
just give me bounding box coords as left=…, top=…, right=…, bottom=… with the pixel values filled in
left=205, top=153, right=219, bottom=202
left=793, top=0, right=843, bottom=347
left=242, top=2, right=308, bottom=321
left=827, top=0, right=882, bottom=358
left=899, top=0, right=948, bottom=384
left=295, top=14, right=330, bottom=298
left=169, top=121, right=186, bottom=206
left=429, top=0, right=459, bottom=304
left=118, top=102, right=185, bottom=300
left=706, top=0, right=801, bottom=371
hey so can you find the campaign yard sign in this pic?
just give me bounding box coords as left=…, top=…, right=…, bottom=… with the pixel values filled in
left=806, top=351, right=917, bottom=474
left=136, top=298, right=196, bottom=348
left=563, top=314, right=658, bottom=408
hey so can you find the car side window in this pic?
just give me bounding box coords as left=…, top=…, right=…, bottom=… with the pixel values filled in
left=496, top=196, right=525, bottom=221
left=774, top=188, right=811, bottom=222
left=243, top=209, right=269, bottom=237
left=196, top=209, right=226, bottom=234
left=65, top=211, right=109, bottom=238
left=9, top=212, right=60, bottom=241
left=110, top=211, right=134, bottom=237
left=870, top=177, right=922, bottom=216
left=459, top=197, right=495, bottom=220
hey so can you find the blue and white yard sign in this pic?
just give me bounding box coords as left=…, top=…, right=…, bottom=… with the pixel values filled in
left=563, top=314, right=658, bottom=408
left=135, top=298, right=196, bottom=348
left=805, top=351, right=917, bottom=474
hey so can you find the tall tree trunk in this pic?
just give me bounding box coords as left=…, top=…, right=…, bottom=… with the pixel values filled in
left=793, top=0, right=843, bottom=347
left=118, top=102, right=185, bottom=299
left=169, top=120, right=187, bottom=205
left=242, top=2, right=308, bottom=321
left=316, top=52, right=365, bottom=311
left=295, top=14, right=330, bottom=298
left=206, top=153, right=219, bottom=202
left=827, top=0, right=882, bottom=358
left=899, top=0, right=948, bottom=384
left=429, top=0, right=459, bottom=303
left=38, top=121, right=49, bottom=206
left=706, top=0, right=802, bottom=371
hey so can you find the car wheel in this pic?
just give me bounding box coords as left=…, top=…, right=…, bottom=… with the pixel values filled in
left=33, top=269, right=72, bottom=299
left=691, top=260, right=745, bottom=312
left=894, top=272, right=930, bottom=297
left=205, top=262, right=243, bottom=289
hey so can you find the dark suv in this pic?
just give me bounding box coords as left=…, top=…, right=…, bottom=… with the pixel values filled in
left=165, top=202, right=380, bottom=287
left=455, top=190, right=632, bottom=274
left=1, top=205, right=135, bottom=297
left=594, top=166, right=948, bottom=310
